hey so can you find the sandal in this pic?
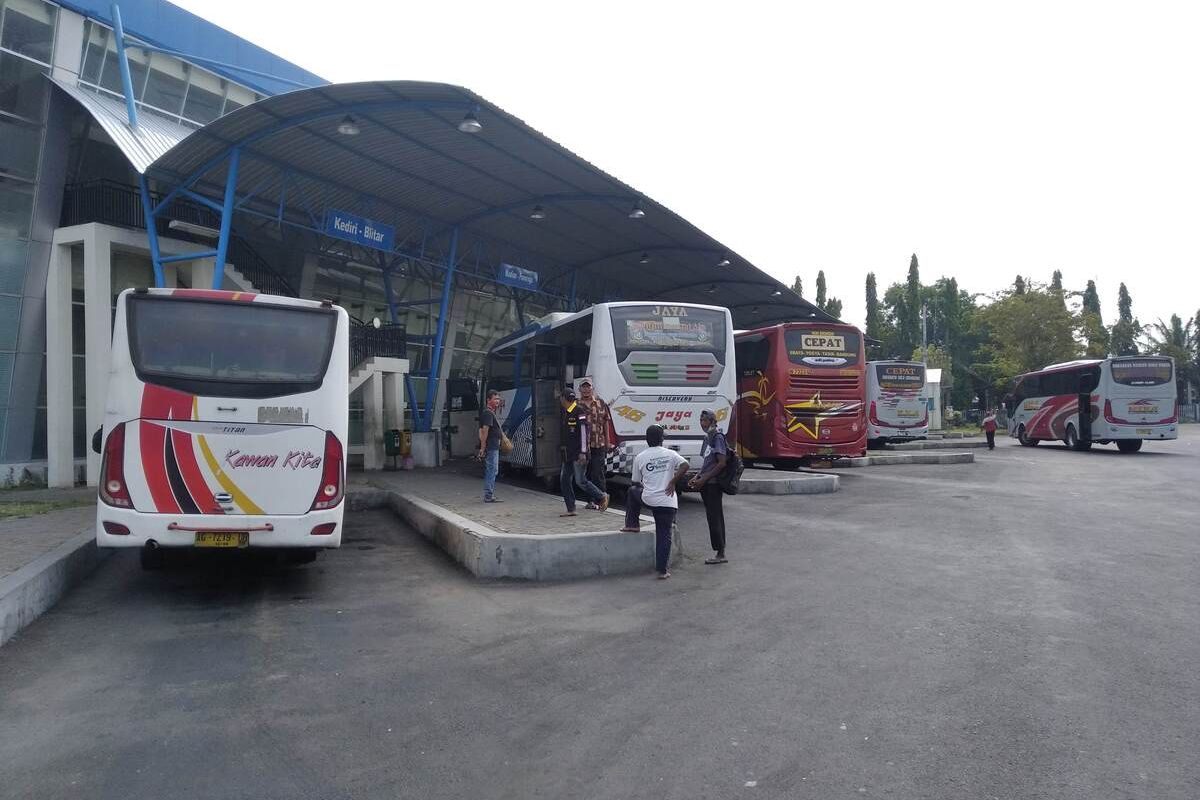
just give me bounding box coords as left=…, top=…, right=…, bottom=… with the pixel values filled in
left=620, top=527, right=640, bottom=533
left=704, top=556, right=728, bottom=565
left=560, top=511, right=577, bottom=517
left=657, top=571, right=671, bottom=580
left=598, top=494, right=610, bottom=512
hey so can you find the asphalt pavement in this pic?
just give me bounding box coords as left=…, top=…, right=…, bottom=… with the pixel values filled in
left=1, top=431, right=1197, bottom=799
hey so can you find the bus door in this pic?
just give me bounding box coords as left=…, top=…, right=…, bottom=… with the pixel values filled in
left=1078, top=366, right=1099, bottom=442
left=533, top=343, right=564, bottom=477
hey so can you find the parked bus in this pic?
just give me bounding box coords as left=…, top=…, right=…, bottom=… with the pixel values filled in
left=734, top=322, right=866, bottom=467
left=1006, top=356, right=1178, bottom=452
left=484, top=302, right=735, bottom=483
left=866, top=360, right=929, bottom=445
left=95, top=288, right=349, bottom=569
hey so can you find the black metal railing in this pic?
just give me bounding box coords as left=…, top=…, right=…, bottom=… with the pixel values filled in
left=350, top=318, right=407, bottom=369
left=60, top=179, right=297, bottom=297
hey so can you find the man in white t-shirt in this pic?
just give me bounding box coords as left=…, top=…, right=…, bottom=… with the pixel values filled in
left=621, top=425, right=691, bottom=579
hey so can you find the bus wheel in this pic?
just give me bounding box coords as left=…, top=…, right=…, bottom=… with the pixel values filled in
left=1117, top=439, right=1143, bottom=453
left=1065, top=425, right=1091, bottom=451
left=1017, top=425, right=1039, bottom=447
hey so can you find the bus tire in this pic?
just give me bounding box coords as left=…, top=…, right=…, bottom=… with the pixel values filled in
left=1116, top=439, right=1143, bottom=453
left=1017, top=425, right=1039, bottom=447
left=1065, top=425, right=1091, bottom=451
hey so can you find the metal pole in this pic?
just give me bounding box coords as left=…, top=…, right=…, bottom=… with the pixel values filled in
left=921, top=303, right=928, bottom=364
left=110, top=3, right=139, bottom=129
left=138, top=174, right=165, bottom=287
left=420, top=227, right=458, bottom=432
left=212, top=148, right=241, bottom=290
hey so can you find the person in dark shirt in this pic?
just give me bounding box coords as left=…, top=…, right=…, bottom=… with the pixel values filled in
left=559, top=386, right=608, bottom=516
left=477, top=389, right=503, bottom=502
left=688, top=408, right=729, bottom=563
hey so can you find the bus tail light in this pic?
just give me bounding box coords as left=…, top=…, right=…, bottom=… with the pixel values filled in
left=102, top=521, right=130, bottom=535
left=868, top=401, right=879, bottom=424
left=310, top=431, right=344, bottom=511
left=311, top=523, right=337, bottom=536
left=99, top=423, right=134, bottom=509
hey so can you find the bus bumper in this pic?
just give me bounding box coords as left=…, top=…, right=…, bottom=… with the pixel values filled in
left=95, top=505, right=345, bottom=549
left=1097, top=423, right=1178, bottom=441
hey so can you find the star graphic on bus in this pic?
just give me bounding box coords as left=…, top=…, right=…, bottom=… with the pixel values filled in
left=784, top=391, right=840, bottom=440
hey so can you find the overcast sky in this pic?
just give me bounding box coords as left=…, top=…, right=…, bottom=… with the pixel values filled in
left=176, top=0, right=1200, bottom=331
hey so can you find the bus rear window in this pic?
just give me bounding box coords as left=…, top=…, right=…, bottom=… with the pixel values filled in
left=1111, top=359, right=1173, bottom=386
left=128, top=296, right=337, bottom=398
left=610, top=306, right=726, bottom=363
left=785, top=329, right=861, bottom=367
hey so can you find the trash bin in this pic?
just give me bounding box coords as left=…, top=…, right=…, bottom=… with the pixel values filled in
left=385, top=429, right=403, bottom=457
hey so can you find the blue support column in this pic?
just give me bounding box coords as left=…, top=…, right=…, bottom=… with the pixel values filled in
left=419, top=227, right=458, bottom=432
left=381, top=265, right=400, bottom=324
left=138, top=174, right=164, bottom=287
left=110, top=3, right=138, bottom=129
left=212, top=148, right=241, bottom=290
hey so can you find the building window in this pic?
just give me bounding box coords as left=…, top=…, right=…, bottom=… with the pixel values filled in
left=141, top=52, right=187, bottom=117
left=0, top=237, right=26, bottom=294
left=0, top=0, right=57, bottom=66
left=0, top=175, right=34, bottom=239
left=0, top=114, right=40, bottom=179
left=182, top=70, right=223, bottom=125
left=0, top=47, right=46, bottom=119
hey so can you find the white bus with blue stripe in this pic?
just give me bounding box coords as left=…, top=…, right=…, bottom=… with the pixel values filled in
left=484, top=302, right=736, bottom=484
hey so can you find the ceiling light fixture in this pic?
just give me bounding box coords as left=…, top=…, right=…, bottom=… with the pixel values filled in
left=771, top=288, right=783, bottom=296
left=168, top=220, right=220, bottom=239
left=705, top=283, right=717, bottom=293
left=457, top=110, right=483, bottom=134
left=639, top=251, right=650, bottom=264
left=716, top=254, right=731, bottom=267
left=529, top=205, right=547, bottom=221
left=336, top=115, right=360, bottom=136
left=628, top=200, right=645, bottom=219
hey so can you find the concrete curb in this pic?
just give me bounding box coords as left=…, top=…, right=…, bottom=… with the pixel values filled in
left=0, top=527, right=110, bottom=649
left=839, top=451, right=976, bottom=468
left=884, top=440, right=992, bottom=451
left=739, top=472, right=840, bottom=494
left=350, top=489, right=657, bottom=581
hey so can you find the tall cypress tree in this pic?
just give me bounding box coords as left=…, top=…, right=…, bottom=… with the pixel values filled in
left=1014, top=275, right=1026, bottom=295
left=865, top=272, right=882, bottom=352
left=1081, top=279, right=1108, bottom=357
left=1110, top=282, right=1140, bottom=356
left=815, top=270, right=827, bottom=309
left=1050, top=270, right=1065, bottom=307
left=791, top=276, right=803, bottom=297
left=903, top=254, right=921, bottom=356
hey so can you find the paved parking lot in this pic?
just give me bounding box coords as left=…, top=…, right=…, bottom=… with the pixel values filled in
left=1, top=431, right=1197, bottom=800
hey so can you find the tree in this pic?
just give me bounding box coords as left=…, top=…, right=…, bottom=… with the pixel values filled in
left=1109, top=282, right=1140, bottom=356
left=1080, top=279, right=1108, bottom=357
left=970, top=287, right=1080, bottom=397
left=824, top=297, right=843, bottom=319
left=1050, top=270, right=1065, bottom=307
left=1013, top=275, right=1027, bottom=295
left=815, top=270, right=827, bottom=309
left=791, top=276, right=803, bottom=297
left=864, top=272, right=892, bottom=359
left=1145, top=315, right=1195, bottom=401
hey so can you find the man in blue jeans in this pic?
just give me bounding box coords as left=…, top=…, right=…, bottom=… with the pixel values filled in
left=477, top=389, right=503, bottom=503
left=559, top=385, right=608, bottom=516
left=621, top=425, right=690, bottom=579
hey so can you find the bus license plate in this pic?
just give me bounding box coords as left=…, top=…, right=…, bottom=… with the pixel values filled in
left=194, top=532, right=249, bottom=548
left=1135, top=428, right=1152, bottom=435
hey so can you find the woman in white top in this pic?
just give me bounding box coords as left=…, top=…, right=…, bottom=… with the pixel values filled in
left=622, top=425, right=691, bottom=579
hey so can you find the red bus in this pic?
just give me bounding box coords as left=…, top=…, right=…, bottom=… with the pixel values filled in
left=734, top=323, right=867, bottom=467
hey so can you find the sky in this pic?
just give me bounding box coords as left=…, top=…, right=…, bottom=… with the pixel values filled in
left=175, top=0, right=1200, bottom=331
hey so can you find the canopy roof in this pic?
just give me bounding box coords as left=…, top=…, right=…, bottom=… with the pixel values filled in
left=67, top=78, right=834, bottom=327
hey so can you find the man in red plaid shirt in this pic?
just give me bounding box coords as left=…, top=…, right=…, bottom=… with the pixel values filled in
left=578, top=378, right=613, bottom=499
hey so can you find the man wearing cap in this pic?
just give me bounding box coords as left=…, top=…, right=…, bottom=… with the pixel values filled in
left=559, top=385, right=609, bottom=516
left=577, top=377, right=613, bottom=495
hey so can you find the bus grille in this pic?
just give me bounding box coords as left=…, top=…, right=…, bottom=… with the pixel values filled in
left=632, top=363, right=715, bottom=383
left=789, top=375, right=861, bottom=394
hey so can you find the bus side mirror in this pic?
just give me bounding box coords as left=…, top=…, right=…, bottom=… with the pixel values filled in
left=92, top=427, right=103, bottom=455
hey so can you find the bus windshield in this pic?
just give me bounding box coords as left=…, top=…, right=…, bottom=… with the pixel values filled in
left=785, top=329, right=861, bottom=367
left=128, top=295, right=338, bottom=398
left=610, top=305, right=727, bottom=362
left=1111, top=358, right=1173, bottom=387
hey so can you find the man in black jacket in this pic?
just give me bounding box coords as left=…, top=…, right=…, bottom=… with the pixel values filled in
left=559, top=386, right=608, bottom=516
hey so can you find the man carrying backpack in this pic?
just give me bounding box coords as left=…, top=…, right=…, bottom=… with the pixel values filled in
left=688, top=408, right=729, bottom=564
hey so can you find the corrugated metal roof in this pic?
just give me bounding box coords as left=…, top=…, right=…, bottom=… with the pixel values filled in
left=50, top=77, right=194, bottom=173
left=118, top=79, right=830, bottom=327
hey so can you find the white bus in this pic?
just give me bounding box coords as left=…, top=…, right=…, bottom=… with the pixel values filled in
left=866, top=360, right=928, bottom=445
left=484, top=302, right=736, bottom=483
left=95, top=288, right=349, bottom=569
left=1006, top=356, right=1178, bottom=452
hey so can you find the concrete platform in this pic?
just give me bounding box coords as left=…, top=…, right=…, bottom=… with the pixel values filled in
left=350, top=468, right=662, bottom=581
left=835, top=451, right=975, bottom=468
left=884, top=439, right=991, bottom=451
left=738, top=469, right=839, bottom=494
left=0, top=502, right=108, bottom=648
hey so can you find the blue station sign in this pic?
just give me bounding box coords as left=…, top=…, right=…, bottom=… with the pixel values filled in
left=324, top=209, right=395, bottom=252
left=497, top=262, right=539, bottom=291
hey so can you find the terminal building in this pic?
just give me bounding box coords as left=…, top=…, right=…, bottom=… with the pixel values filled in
left=0, top=0, right=829, bottom=487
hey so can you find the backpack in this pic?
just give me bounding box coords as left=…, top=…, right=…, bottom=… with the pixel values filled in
left=709, top=431, right=744, bottom=495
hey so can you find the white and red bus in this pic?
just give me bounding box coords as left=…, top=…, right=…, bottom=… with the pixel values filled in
left=866, top=360, right=928, bottom=445
left=95, top=288, right=349, bottom=568
left=1006, top=356, right=1178, bottom=453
